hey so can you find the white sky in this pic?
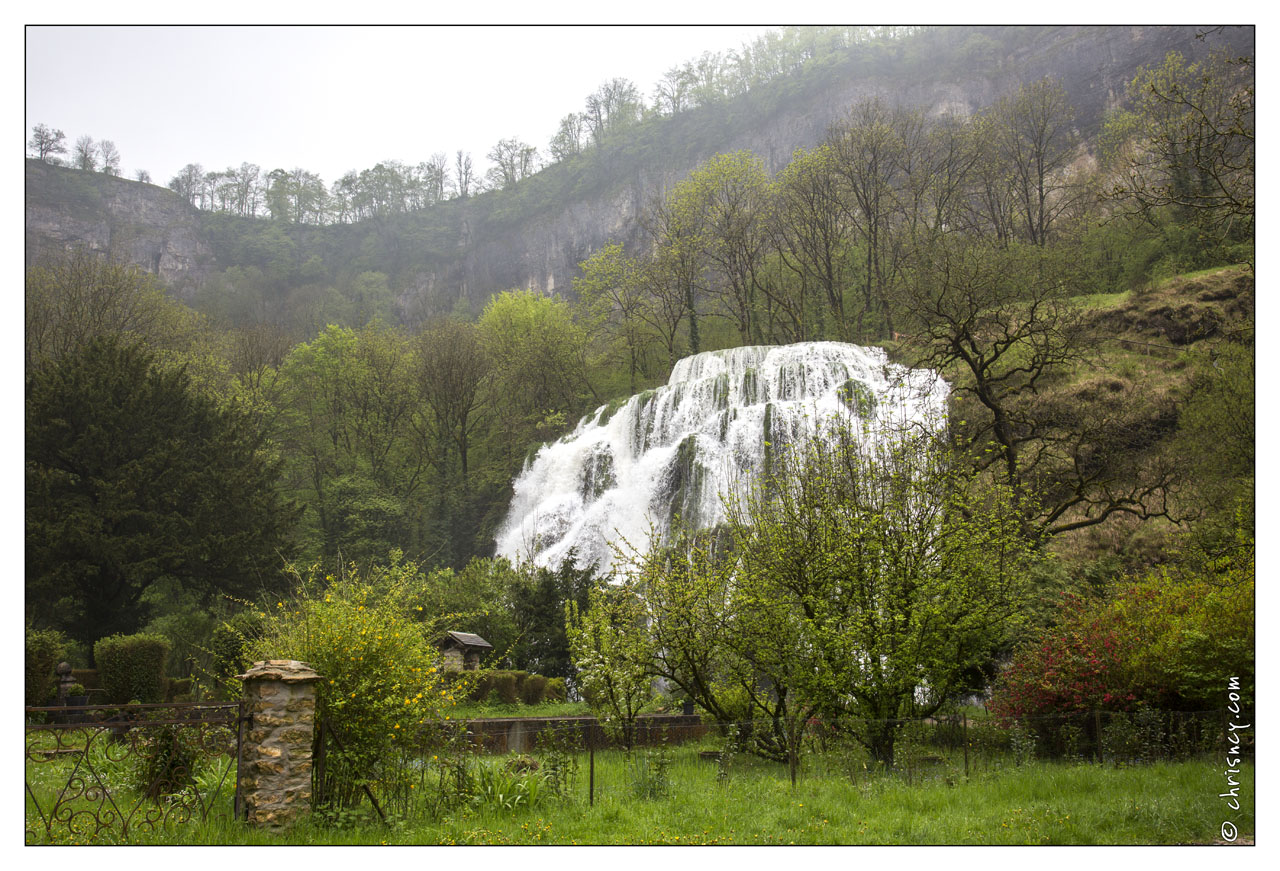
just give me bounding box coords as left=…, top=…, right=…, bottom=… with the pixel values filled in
left=25, top=23, right=780, bottom=187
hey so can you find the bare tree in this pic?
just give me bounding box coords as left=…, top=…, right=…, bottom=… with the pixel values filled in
left=73, top=135, right=98, bottom=171
left=28, top=124, right=67, bottom=163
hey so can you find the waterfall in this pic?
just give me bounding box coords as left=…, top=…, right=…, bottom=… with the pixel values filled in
left=494, top=341, right=949, bottom=574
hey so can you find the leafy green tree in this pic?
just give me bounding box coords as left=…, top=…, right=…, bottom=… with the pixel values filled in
left=25, top=251, right=195, bottom=373
left=276, top=324, right=428, bottom=564
left=26, top=338, right=296, bottom=646
left=477, top=290, right=596, bottom=465
left=574, top=243, right=656, bottom=394
left=677, top=151, right=774, bottom=343
left=772, top=144, right=855, bottom=339
left=629, top=427, right=1036, bottom=773
left=566, top=582, right=652, bottom=751
left=725, top=429, right=1036, bottom=769
left=509, top=556, right=598, bottom=680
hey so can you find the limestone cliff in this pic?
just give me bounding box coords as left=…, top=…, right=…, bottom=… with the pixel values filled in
left=24, top=25, right=1253, bottom=317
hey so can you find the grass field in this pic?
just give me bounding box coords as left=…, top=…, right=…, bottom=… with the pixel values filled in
left=27, top=740, right=1253, bottom=846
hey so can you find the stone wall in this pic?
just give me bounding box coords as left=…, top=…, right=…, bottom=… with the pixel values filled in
left=464, top=713, right=707, bottom=754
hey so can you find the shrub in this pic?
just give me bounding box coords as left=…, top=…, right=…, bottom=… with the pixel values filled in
left=490, top=672, right=519, bottom=705
left=25, top=626, right=67, bottom=707
left=545, top=677, right=567, bottom=703
left=991, top=566, right=1254, bottom=718
left=208, top=611, right=263, bottom=685
left=247, top=555, right=462, bottom=809
left=132, top=724, right=199, bottom=800
left=166, top=677, right=193, bottom=701
left=522, top=674, right=548, bottom=705
left=65, top=683, right=87, bottom=697
left=94, top=633, right=170, bottom=704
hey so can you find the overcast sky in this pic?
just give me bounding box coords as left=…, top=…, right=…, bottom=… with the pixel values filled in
left=26, top=24, right=780, bottom=187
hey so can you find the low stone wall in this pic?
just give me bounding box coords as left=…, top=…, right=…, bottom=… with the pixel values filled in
left=463, top=713, right=707, bottom=754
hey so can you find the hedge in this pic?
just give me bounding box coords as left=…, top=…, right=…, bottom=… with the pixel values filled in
left=94, top=633, right=171, bottom=704
left=25, top=627, right=67, bottom=707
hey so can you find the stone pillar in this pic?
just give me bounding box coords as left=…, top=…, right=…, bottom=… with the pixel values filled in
left=237, top=660, right=321, bottom=829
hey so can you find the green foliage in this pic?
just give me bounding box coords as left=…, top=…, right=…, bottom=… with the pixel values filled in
left=94, top=633, right=171, bottom=704
left=25, top=626, right=68, bottom=707
left=247, top=554, right=462, bottom=804
left=522, top=674, right=549, bottom=705
left=545, top=677, right=568, bottom=703
left=26, top=337, right=297, bottom=645
left=566, top=583, right=653, bottom=751
left=131, top=724, right=199, bottom=800
left=992, top=555, right=1255, bottom=718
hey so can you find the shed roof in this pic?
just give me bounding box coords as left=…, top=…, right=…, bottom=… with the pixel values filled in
left=441, top=631, right=493, bottom=649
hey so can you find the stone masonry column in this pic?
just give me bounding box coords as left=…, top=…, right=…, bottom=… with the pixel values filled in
left=237, top=660, right=321, bottom=829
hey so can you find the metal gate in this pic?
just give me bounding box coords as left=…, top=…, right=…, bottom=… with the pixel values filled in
left=25, top=701, right=247, bottom=845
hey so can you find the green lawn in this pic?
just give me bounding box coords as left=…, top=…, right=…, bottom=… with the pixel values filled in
left=27, top=742, right=1253, bottom=846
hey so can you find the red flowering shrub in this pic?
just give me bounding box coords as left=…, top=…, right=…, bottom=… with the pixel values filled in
left=991, top=569, right=1253, bottom=718
left=989, top=592, right=1137, bottom=718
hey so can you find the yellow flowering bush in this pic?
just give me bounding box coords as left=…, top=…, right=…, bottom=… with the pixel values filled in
left=249, top=555, right=469, bottom=808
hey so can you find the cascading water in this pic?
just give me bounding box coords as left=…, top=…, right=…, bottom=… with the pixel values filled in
left=494, top=341, right=949, bottom=574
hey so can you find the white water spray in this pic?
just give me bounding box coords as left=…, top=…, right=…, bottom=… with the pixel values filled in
left=494, top=342, right=949, bottom=574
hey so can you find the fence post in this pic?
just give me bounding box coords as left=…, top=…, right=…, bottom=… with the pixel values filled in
left=962, top=713, right=969, bottom=780
left=237, top=660, right=322, bottom=829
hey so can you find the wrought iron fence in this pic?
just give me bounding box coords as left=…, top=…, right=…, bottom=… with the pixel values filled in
left=25, top=701, right=246, bottom=845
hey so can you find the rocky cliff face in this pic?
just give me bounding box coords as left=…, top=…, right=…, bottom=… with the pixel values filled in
left=445, top=25, right=1251, bottom=306
left=25, top=160, right=215, bottom=295
left=25, top=25, right=1252, bottom=314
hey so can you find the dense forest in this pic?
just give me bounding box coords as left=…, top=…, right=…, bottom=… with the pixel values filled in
left=26, top=26, right=1252, bottom=766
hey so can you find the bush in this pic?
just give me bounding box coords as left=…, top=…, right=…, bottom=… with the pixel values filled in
left=166, top=677, right=193, bottom=701
left=545, top=677, right=567, bottom=703
left=94, top=633, right=171, bottom=704
left=25, top=626, right=67, bottom=707
left=490, top=672, right=519, bottom=705
left=991, top=565, right=1254, bottom=719
left=209, top=611, right=263, bottom=685
left=247, top=555, right=462, bottom=809
left=521, top=674, right=549, bottom=705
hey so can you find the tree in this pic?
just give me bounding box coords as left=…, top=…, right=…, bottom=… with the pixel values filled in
left=723, top=430, right=1035, bottom=769
left=28, top=123, right=67, bottom=163
left=98, top=139, right=121, bottom=176
left=566, top=582, right=652, bottom=751
left=987, top=78, right=1083, bottom=245
left=25, top=250, right=191, bottom=373
left=26, top=338, right=297, bottom=646
left=678, top=151, right=774, bottom=344
left=548, top=113, right=586, bottom=162
left=73, top=135, right=97, bottom=171
left=897, top=235, right=1182, bottom=536
left=772, top=144, right=855, bottom=339
left=627, top=425, right=1036, bottom=773
left=574, top=243, right=654, bottom=394
left=584, top=78, right=642, bottom=144
left=276, top=324, right=428, bottom=564
left=485, top=137, right=540, bottom=190
left=135, top=168, right=153, bottom=184
left=454, top=151, right=474, bottom=199
left=1103, top=49, right=1254, bottom=262
left=168, top=163, right=204, bottom=205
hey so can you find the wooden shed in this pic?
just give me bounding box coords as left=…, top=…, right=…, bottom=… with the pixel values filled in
left=437, top=631, right=493, bottom=671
